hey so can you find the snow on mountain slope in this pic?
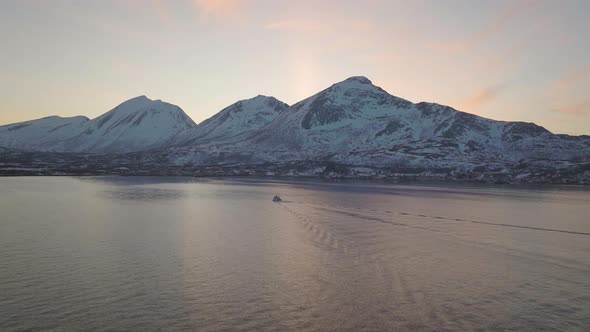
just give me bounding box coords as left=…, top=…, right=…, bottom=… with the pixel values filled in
left=60, top=96, right=196, bottom=153
left=0, top=96, right=196, bottom=153
left=244, top=77, right=588, bottom=164
left=163, top=76, right=590, bottom=169
left=0, top=115, right=89, bottom=151
left=249, top=76, right=417, bottom=149
left=174, top=95, right=288, bottom=146
left=2, top=76, right=589, bottom=179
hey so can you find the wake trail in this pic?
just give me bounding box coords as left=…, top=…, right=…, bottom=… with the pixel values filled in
left=274, top=201, right=450, bottom=327
left=287, top=200, right=590, bottom=236
left=314, top=207, right=443, bottom=233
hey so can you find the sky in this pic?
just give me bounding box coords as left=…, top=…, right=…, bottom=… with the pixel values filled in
left=0, top=0, right=589, bottom=135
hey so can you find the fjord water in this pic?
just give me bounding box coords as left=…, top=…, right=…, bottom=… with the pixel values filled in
left=0, top=177, right=589, bottom=331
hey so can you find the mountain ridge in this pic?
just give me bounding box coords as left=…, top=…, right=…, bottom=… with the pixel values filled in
left=0, top=96, right=196, bottom=153
left=158, top=76, right=589, bottom=181
left=1, top=76, right=589, bottom=183
left=173, top=95, right=289, bottom=146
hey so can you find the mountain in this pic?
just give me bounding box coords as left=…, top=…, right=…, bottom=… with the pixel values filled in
left=1, top=76, right=589, bottom=183
left=241, top=76, right=590, bottom=166
left=161, top=76, right=590, bottom=181
left=173, top=95, right=288, bottom=146
left=0, top=115, right=89, bottom=151
left=0, top=96, right=196, bottom=153
left=59, top=96, right=196, bottom=153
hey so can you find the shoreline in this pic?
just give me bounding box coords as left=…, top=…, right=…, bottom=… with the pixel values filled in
left=1, top=171, right=588, bottom=187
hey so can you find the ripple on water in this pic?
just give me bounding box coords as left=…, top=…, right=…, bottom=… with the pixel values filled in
left=0, top=177, right=589, bottom=331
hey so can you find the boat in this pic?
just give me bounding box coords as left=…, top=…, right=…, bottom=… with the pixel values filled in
left=272, top=195, right=282, bottom=202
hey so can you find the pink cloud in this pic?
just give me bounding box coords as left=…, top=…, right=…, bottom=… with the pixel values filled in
left=430, top=0, right=540, bottom=54
left=265, top=19, right=329, bottom=33
left=152, top=0, right=172, bottom=25
left=265, top=17, right=372, bottom=34
left=193, top=0, right=242, bottom=20
left=553, top=64, right=590, bottom=90
left=554, top=103, right=590, bottom=114
left=551, top=63, right=590, bottom=114
left=455, top=85, right=503, bottom=112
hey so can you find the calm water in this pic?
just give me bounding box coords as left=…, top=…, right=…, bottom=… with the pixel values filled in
left=1, top=177, right=589, bottom=331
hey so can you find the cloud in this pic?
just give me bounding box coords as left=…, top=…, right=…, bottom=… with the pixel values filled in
left=455, top=85, right=503, bottom=112
left=265, top=19, right=329, bottom=33
left=553, top=63, right=590, bottom=90
left=430, top=0, right=540, bottom=54
left=193, top=0, right=242, bottom=20
left=265, top=17, right=372, bottom=34
left=52, top=3, right=155, bottom=44
left=152, top=0, right=172, bottom=25
left=264, top=16, right=375, bottom=54
left=550, top=63, right=590, bottom=114
left=554, top=102, right=590, bottom=114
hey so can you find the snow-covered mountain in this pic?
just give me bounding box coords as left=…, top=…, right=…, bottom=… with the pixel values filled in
left=173, top=95, right=288, bottom=145
left=60, top=96, right=196, bottom=153
left=166, top=76, right=590, bottom=173
left=0, top=115, right=89, bottom=151
left=1, top=76, right=589, bottom=183
left=245, top=76, right=590, bottom=166
left=0, top=96, right=196, bottom=153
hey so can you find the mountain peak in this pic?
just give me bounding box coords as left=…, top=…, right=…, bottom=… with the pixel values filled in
left=342, top=76, right=372, bottom=84
left=245, top=95, right=286, bottom=105
left=227, top=95, right=288, bottom=112
left=253, top=94, right=273, bottom=99
left=109, top=95, right=185, bottom=118
left=111, top=95, right=154, bottom=113
left=174, top=95, right=289, bottom=145
left=131, top=95, right=150, bottom=101
left=120, top=95, right=175, bottom=107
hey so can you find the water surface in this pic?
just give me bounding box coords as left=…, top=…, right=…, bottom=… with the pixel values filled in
left=1, top=177, right=589, bottom=331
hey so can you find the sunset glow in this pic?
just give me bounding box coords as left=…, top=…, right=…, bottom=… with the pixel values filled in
left=1, top=0, right=589, bottom=134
